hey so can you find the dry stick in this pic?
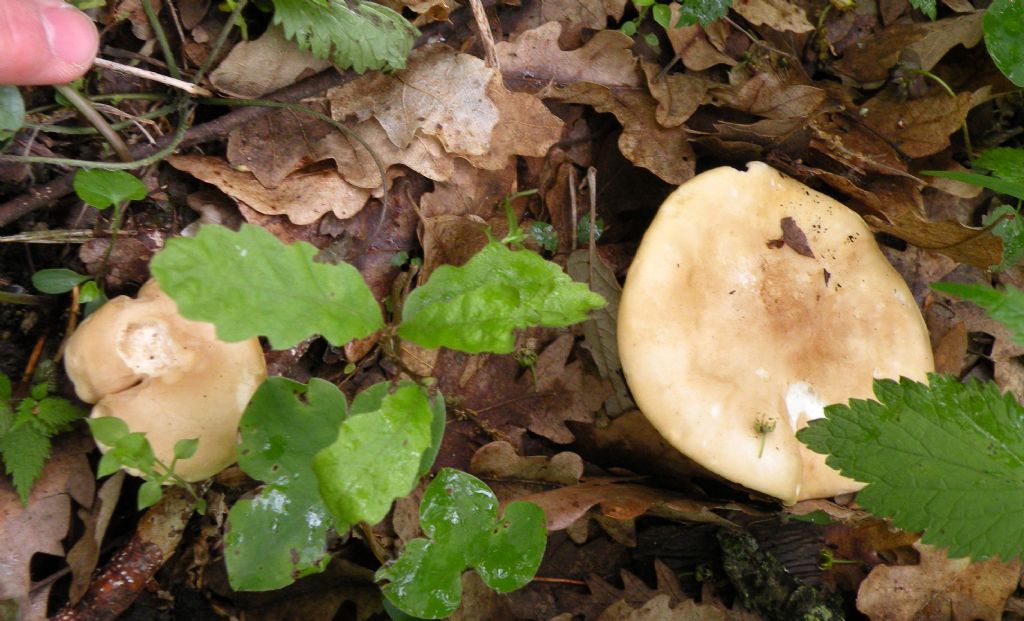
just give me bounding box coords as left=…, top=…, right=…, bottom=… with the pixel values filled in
left=50, top=488, right=195, bottom=621
left=92, top=58, right=212, bottom=97
left=469, top=0, right=499, bottom=69
left=0, top=3, right=487, bottom=228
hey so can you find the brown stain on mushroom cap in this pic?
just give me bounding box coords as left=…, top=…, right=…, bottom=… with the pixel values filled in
left=65, top=280, right=267, bottom=482
left=618, top=162, right=934, bottom=505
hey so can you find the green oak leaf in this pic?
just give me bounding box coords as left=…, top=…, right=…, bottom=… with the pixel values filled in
left=932, top=282, right=1024, bottom=344
left=799, top=374, right=1024, bottom=561
left=225, top=377, right=348, bottom=591
left=985, top=0, right=1024, bottom=87
left=72, top=169, right=147, bottom=210
left=983, top=205, right=1024, bottom=271
left=398, top=242, right=606, bottom=354
left=151, top=224, right=384, bottom=349
left=349, top=381, right=446, bottom=476
left=377, top=468, right=546, bottom=618
left=313, top=384, right=432, bottom=525
left=271, top=0, right=417, bottom=73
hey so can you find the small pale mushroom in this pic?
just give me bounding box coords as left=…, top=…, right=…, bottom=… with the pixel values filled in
left=64, top=279, right=266, bottom=481
left=617, top=162, right=934, bottom=505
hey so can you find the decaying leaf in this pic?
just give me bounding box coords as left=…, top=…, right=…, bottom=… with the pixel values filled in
left=0, top=434, right=94, bottom=621
left=856, top=543, right=1020, bottom=621
left=665, top=4, right=735, bottom=70
left=327, top=44, right=563, bottom=168
left=167, top=154, right=370, bottom=225
left=597, top=594, right=726, bottom=621
left=539, top=82, right=695, bottom=184
left=642, top=62, right=709, bottom=129
left=731, top=0, right=814, bottom=33
left=508, top=0, right=630, bottom=48
left=859, top=89, right=973, bottom=158
left=832, top=12, right=984, bottom=87
left=521, top=478, right=737, bottom=531
left=470, top=441, right=584, bottom=485
left=497, top=22, right=641, bottom=88
left=210, top=25, right=332, bottom=98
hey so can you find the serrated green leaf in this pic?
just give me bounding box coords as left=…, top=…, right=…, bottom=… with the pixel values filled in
left=31, top=269, right=91, bottom=294
left=0, top=421, right=51, bottom=505
left=137, top=480, right=164, bottom=509
left=87, top=416, right=130, bottom=446
left=72, top=169, right=147, bottom=210
left=350, top=381, right=445, bottom=476
left=0, top=86, right=25, bottom=142
left=932, top=282, right=1024, bottom=343
left=798, top=374, right=1024, bottom=561
left=674, top=0, right=731, bottom=26
left=271, top=0, right=417, bottom=73
left=972, top=148, right=1024, bottom=184
left=313, top=384, right=432, bottom=525
left=983, top=205, right=1024, bottom=271
left=26, top=397, right=85, bottom=434
left=226, top=377, right=348, bottom=591
left=173, top=438, right=199, bottom=460
left=398, top=243, right=606, bottom=354
left=985, top=0, right=1024, bottom=87
left=921, top=169, right=1024, bottom=201
left=0, top=373, right=11, bottom=438
left=909, top=0, right=936, bottom=19
left=151, top=224, right=384, bottom=349
left=0, top=372, right=10, bottom=402
left=377, top=468, right=546, bottom=618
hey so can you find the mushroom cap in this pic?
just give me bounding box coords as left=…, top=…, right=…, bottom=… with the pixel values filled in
left=65, top=280, right=266, bottom=481
left=617, top=162, right=934, bottom=505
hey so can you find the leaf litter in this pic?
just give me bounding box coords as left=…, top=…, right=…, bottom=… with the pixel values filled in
left=6, top=0, right=1024, bottom=617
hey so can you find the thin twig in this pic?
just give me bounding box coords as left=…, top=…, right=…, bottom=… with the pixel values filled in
left=468, top=0, right=499, bottom=69
left=53, top=85, right=133, bottom=162
left=93, top=58, right=212, bottom=97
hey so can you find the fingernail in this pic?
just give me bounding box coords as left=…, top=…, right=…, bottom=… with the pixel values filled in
left=40, top=4, right=97, bottom=69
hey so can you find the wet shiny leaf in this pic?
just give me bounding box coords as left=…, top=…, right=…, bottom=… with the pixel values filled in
left=225, top=377, right=348, bottom=591
left=377, top=468, right=546, bottom=618
left=984, top=0, right=1024, bottom=86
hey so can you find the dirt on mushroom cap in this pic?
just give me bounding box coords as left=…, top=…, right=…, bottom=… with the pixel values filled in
left=617, top=162, right=934, bottom=505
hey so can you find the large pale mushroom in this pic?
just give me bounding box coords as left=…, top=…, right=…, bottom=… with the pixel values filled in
left=64, top=279, right=266, bottom=481
left=617, top=162, right=934, bottom=505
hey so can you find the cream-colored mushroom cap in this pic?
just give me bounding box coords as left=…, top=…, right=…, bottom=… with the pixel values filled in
left=617, top=162, right=934, bottom=505
left=65, top=279, right=266, bottom=481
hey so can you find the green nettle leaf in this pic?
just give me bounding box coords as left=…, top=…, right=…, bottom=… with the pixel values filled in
left=984, top=0, right=1024, bottom=87
left=72, top=169, right=147, bottom=210
left=932, top=281, right=1024, bottom=343
left=271, top=0, right=418, bottom=73
left=798, top=374, right=1024, bottom=561
left=983, top=205, right=1024, bottom=271
left=0, top=391, right=85, bottom=504
left=398, top=242, right=606, bottom=354
left=971, top=147, right=1024, bottom=185
left=674, top=0, right=731, bottom=26
left=349, top=381, right=446, bottom=476
left=377, top=468, right=547, bottom=619
left=0, top=86, right=25, bottom=142
left=313, top=384, right=432, bottom=526
left=31, top=269, right=92, bottom=294
left=909, top=0, right=936, bottom=19
left=151, top=224, right=384, bottom=349
left=226, top=377, right=348, bottom=591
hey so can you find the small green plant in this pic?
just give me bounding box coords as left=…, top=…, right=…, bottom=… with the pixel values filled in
left=139, top=220, right=604, bottom=613
left=0, top=370, right=86, bottom=504
left=87, top=416, right=206, bottom=511
left=621, top=0, right=731, bottom=41
left=0, top=86, right=24, bottom=146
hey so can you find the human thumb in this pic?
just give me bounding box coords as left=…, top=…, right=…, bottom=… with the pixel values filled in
left=0, top=0, right=98, bottom=85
